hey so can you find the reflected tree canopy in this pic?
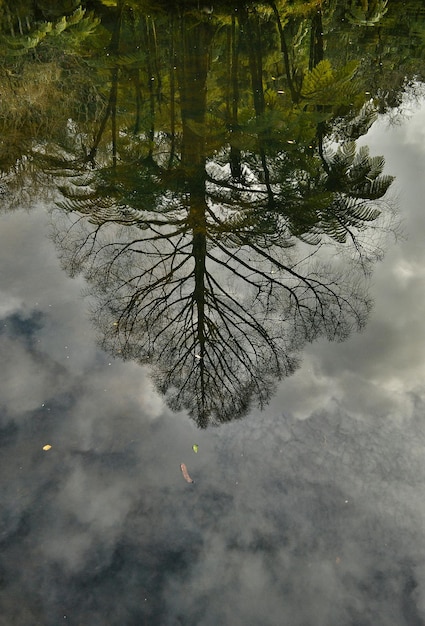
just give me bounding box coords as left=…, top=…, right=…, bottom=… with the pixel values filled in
left=1, top=0, right=416, bottom=426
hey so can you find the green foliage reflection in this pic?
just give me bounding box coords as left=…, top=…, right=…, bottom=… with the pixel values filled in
left=0, top=0, right=409, bottom=425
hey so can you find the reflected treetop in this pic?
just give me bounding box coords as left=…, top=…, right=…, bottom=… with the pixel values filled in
left=0, top=0, right=408, bottom=425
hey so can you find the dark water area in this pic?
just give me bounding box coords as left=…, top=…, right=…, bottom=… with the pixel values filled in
left=2, top=1, right=425, bottom=624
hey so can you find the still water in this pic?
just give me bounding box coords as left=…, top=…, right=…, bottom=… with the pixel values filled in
left=1, top=1, right=425, bottom=624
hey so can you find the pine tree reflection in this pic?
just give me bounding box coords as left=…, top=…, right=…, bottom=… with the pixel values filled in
left=54, top=140, right=390, bottom=427
left=52, top=135, right=393, bottom=427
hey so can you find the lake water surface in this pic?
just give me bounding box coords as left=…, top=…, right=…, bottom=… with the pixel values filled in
left=2, top=2, right=425, bottom=624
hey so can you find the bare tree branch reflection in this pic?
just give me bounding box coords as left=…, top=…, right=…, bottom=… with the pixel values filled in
left=51, top=149, right=382, bottom=426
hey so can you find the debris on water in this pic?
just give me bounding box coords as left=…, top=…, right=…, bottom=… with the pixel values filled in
left=192, top=444, right=199, bottom=453
left=42, top=444, right=52, bottom=451
left=180, top=463, right=194, bottom=483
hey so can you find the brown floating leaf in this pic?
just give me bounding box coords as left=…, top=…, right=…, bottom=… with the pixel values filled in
left=180, top=463, right=194, bottom=483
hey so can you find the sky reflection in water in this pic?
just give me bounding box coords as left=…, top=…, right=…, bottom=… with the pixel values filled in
left=1, top=2, right=425, bottom=623
left=1, top=107, right=425, bottom=624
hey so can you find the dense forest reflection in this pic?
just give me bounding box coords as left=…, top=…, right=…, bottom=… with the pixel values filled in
left=3, top=0, right=422, bottom=426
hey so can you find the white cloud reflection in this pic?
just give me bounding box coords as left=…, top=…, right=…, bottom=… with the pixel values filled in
left=1, top=104, right=425, bottom=624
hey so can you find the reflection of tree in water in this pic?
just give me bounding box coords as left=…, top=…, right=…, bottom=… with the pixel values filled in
left=49, top=5, right=393, bottom=425
left=1, top=1, right=399, bottom=425
left=54, top=188, right=379, bottom=428
left=54, top=136, right=395, bottom=427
